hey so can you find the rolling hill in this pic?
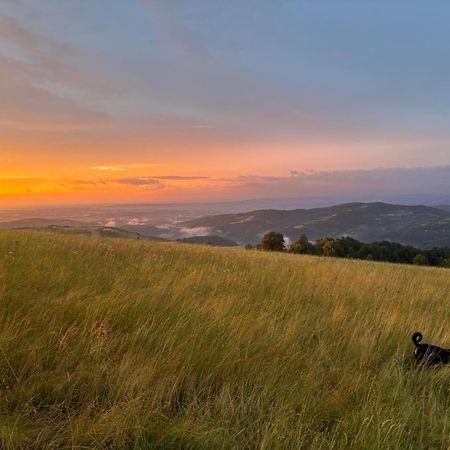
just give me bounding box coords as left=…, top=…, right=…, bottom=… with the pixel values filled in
left=177, top=235, right=238, bottom=247
left=0, top=219, right=163, bottom=241
left=181, top=202, right=450, bottom=248
left=0, top=218, right=94, bottom=229
left=0, top=219, right=233, bottom=246
left=0, top=218, right=234, bottom=247
left=0, top=231, right=449, bottom=448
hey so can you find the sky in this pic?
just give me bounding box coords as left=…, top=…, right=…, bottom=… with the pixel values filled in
left=1, top=0, right=450, bottom=206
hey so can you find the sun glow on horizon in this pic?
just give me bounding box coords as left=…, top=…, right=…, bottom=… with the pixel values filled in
left=1, top=1, right=450, bottom=207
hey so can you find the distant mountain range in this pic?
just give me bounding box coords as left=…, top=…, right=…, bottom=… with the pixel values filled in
left=181, top=202, right=450, bottom=249
left=3, top=202, right=450, bottom=249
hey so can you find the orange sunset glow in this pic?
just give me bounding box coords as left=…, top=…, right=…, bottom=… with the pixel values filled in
left=1, top=1, right=450, bottom=207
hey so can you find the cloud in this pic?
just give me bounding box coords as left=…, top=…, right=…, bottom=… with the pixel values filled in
left=0, top=77, right=109, bottom=131
left=89, top=163, right=162, bottom=172
left=3, top=166, right=450, bottom=205
left=0, top=15, right=112, bottom=132
left=70, top=179, right=102, bottom=186
left=111, top=177, right=162, bottom=186
left=109, top=175, right=208, bottom=187
left=2, top=175, right=210, bottom=194
left=234, top=166, right=450, bottom=200
left=0, top=15, right=71, bottom=61
left=152, top=175, right=209, bottom=180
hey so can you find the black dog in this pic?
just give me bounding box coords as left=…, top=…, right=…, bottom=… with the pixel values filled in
left=412, top=332, right=450, bottom=365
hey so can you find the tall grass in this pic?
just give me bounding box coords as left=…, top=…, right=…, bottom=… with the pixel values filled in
left=0, top=231, right=449, bottom=449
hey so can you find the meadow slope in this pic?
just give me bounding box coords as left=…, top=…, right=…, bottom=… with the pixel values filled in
left=0, top=232, right=449, bottom=449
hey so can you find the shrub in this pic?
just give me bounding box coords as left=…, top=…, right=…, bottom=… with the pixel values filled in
left=412, top=254, right=429, bottom=266
left=257, top=231, right=285, bottom=252
left=289, top=234, right=317, bottom=255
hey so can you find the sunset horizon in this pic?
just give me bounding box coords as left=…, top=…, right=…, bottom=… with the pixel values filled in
left=2, top=1, right=450, bottom=207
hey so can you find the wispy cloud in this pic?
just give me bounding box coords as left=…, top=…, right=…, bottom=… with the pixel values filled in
left=152, top=175, right=209, bottom=180
left=109, top=175, right=209, bottom=186
left=69, top=179, right=105, bottom=186
left=89, top=163, right=161, bottom=172
left=3, top=166, right=450, bottom=205
left=234, top=166, right=450, bottom=200
left=0, top=15, right=112, bottom=132
left=111, top=177, right=162, bottom=186
left=77, top=166, right=450, bottom=202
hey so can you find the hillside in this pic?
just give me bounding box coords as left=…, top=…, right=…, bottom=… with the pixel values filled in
left=0, top=220, right=229, bottom=246
left=0, top=222, right=165, bottom=242
left=0, top=232, right=449, bottom=449
left=0, top=218, right=94, bottom=229
left=177, top=235, right=238, bottom=247
left=0, top=219, right=165, bottom=241
left=181, top=202, right=450, bottom=248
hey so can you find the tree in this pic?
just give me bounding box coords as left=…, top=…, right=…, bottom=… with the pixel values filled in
left=258, top=231, right=285, bottom=252
left=289, top=234, right=317, bottom=255
left=424, top=247, right=450, bottom=267
left=337, top=237, right=363, bottom=258
left=412, top=254, right=429, bottom=266
left=315, top=238, right=337, bottom=257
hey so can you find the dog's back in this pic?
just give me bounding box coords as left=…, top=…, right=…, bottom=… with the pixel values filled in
left=412, top=331, right=450, bottom=365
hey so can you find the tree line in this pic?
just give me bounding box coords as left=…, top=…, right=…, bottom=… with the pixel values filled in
left=251, top=231, right=450, bottom=268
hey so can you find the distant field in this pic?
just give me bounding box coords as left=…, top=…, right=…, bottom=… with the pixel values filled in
left=0, top=232, right=449, bottom=449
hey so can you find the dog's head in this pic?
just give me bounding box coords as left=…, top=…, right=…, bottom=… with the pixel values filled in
left=411, top=331, right=423, bottom=347
left=412, top=331, right=429, bottom=361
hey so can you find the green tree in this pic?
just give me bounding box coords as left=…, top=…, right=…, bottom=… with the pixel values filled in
left=315, top=238, right=337, bottom=257
left=412, top=254, right=429, bottom=266
left=258, top=231, right=285, bottom=252
left=289, top=234, right=317, bottom=255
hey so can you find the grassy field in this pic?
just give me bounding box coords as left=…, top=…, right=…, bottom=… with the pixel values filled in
left=0, top=231, right=449, bottom=449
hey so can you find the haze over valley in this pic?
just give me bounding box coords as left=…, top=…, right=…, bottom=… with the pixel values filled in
left=2, top=200, right=450, bottom=249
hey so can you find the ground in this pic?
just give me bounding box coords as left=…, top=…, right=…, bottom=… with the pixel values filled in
left=0, top=232, right=449, bottom=449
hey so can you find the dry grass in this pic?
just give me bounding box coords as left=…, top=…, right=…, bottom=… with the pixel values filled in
left=0, top=231, right=449, bottom=449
